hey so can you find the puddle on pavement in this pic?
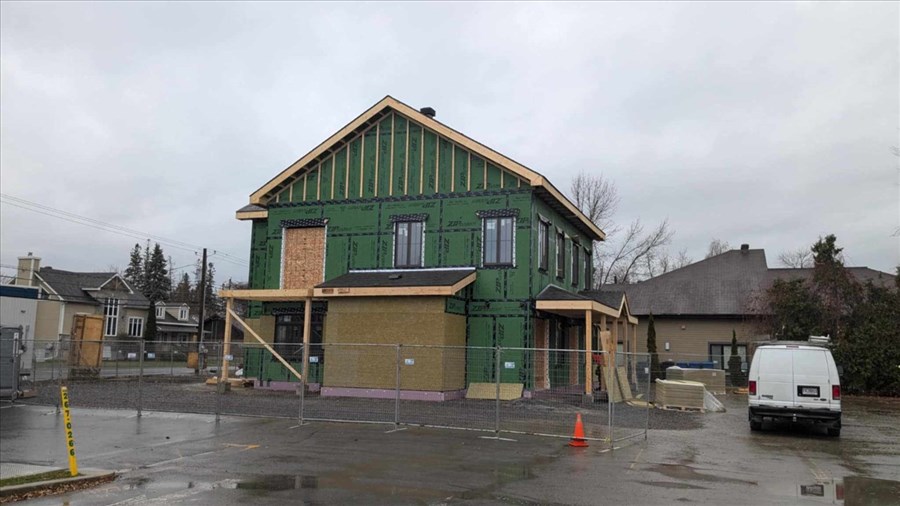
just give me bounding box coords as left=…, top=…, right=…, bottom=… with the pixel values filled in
left=647, top=463, right=757, bottom=485
left=636, top=480, right=707, bottom=490
left=236, top=474, right=319, bottom=491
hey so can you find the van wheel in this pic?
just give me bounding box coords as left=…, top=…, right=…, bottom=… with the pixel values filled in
left=750, top=419, right=762, bottom=431
left=827, top=427, right=841, bottom=437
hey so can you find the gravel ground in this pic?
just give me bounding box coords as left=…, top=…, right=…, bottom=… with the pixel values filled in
left=22, top=378, right=703, bottom=439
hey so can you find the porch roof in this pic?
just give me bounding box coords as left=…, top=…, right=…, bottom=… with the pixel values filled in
left=534, top=285, right=638, bottom=324
left=314, top=268, right=476, bottom=297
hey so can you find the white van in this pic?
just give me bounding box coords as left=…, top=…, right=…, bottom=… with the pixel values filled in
left=747, top=344, right=842, bottom=436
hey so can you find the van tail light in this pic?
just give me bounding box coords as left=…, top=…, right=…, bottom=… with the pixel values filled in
left=749, top=380, right=757, bottom=395
left=832, top=385, right=841, bottom=400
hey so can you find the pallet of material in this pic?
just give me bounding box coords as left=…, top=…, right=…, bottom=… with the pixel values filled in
left=655, top=379, right=706, bottom=411
left=666, top=367, right=726, bottom=394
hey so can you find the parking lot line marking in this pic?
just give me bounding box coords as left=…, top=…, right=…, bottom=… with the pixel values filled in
left=629, top=447, right=645, bottom=471
left=385, top=427, right=407, bottom=433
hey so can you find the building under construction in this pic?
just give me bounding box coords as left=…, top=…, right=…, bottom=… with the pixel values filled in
left=222, top=96, right=637, bottom=399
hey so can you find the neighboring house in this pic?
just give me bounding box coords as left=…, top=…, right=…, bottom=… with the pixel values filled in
left=604, top=244, right=895, bottom=370
left=12, top=253, right=150, bottom=341
left=153, top=302, right=203, bottom=342
left=224, top=96, right=637, bottom=397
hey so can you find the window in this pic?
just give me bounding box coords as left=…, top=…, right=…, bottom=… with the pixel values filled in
left=556, top=231, right=565, bottom=279
left=178, top=307, right=188, bottom=321
left=584, top=251, right=592, bottom=289
left=103, top=298, right=120, bottom=336
left=394, top=221, right=424, bottom=268
left=709, top=343, right=748, bottom=372
left=572, top=244, right=580, bottom=286
left=483, top=217, right=514, bottom=266
left=538, top=220, right=549, bottom=271
left=275, top=312, right=325, bottom=363
left=127, top=317, right=144, bottom=338
left=156, top=306, right=165, bottom=318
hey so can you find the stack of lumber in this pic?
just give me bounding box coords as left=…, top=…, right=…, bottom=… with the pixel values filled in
left=655, top=379, right=705, bottom=411
left=666, top=367, right=727, bottom=394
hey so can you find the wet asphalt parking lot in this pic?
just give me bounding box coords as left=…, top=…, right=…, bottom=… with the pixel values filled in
left=1, top=394, right=898, bottom=505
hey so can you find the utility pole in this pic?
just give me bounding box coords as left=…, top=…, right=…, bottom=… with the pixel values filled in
left=195, top=248, right=207, bottom=374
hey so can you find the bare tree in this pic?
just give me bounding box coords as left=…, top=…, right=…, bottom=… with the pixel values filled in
left=597, top=219, right=674, bottom=284
left=643, top=247, right=693, bottom=278
left=705, top=239, right=730, bottom=258
left=570, top=172, right=675, bottom=285
left=570, top=171, right=619, bottom=231
left=778, top=247, right=813, bottom=268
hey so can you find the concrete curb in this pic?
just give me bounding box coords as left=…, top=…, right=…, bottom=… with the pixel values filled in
left=0, top=468, right=116, bottom=501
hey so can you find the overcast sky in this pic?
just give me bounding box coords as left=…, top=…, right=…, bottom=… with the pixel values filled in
left=2, top=2, right=898, bottom=286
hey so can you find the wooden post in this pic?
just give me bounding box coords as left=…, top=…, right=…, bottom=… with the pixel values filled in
left=584, top=310, right=593, bottom=396
left=301, top=297, right=312, bottom=386
left=611, top=318, right=619, bottom=368
left=632, top=322, right=638, bottom=384
left=220, top=297, right=233, bottom=382
left=599, top=314, right=608, bottom=391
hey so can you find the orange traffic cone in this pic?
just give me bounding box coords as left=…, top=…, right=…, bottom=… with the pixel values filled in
left=568, top=413, right=589, bottom=447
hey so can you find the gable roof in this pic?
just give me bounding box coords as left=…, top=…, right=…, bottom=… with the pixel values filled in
left=608, top=249, right=896, bottom=317
left=605, top=249, right=771, bottom=317
left=37, top=267, right=149, bottom=306
left=241, top=96, right=604, bottom=241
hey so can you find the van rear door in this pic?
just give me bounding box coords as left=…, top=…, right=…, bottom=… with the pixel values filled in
left=757, top=348, right=794, bottom=408
left=792, top=349, right=830, bottom=410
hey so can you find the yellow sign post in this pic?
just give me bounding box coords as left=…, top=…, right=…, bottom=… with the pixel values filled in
left=59, top=386, right=79, bottom=477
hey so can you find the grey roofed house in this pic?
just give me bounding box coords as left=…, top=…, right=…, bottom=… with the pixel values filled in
left=11, top=253, right=151, bottom=340
left=599, top=244, right=895, bottom=363
left=35, top=267, right=149, bottom=307
left=602, top=245, right=894, bottom=318
left=602, top=246, right=770, bottom=317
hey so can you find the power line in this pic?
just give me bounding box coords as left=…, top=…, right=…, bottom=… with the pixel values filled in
left=0, top=193, right=250, bottom=266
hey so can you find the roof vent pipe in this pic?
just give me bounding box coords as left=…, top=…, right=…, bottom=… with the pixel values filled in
left=420, top=107, right=436, bottom=118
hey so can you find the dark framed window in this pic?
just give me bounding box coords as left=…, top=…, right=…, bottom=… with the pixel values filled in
left=275, top=313, right=324, bottom=362
left=572, top=244, right=580, bottom=286
left=709, top=343, right=748, bottom=371
left=483, top=216, right=514, bottom=266
left=394, top=221, right=424, bottom=268
left=556, top=231, right=565, bottom=279
left=584, top=251, right=592, bottom=289
left=538, top=220, right=550, bottom=271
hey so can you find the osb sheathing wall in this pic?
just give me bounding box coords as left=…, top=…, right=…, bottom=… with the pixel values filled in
left=282, top=227, right=325, bottom=289
left=241, top=316, right=276, bottom=344
left=323, top=297, right=465, bottom=391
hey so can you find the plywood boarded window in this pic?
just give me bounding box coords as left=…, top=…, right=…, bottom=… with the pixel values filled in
left=282, top=227, right=326, bottom=289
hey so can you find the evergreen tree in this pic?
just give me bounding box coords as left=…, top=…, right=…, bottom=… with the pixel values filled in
left=728, top=329, right=746, bottom=387
left=144, top=243, right=171, bottom=303
left=172, top=273, right=192, bottom=303
left=124, top=243, right=144, bottom=292
left=192, top=259, right=220, bottom=315
left=144, top=301, right=158, bottom=341
left=811, top=235, right=859, bottom=340
left=647, top=313, right=661, bottom=381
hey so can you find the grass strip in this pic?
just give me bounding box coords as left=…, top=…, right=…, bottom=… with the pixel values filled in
left=0, top=470, right=77, bottom=488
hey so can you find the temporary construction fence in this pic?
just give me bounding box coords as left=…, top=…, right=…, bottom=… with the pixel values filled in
left=9, top=337, right=653, bottom=447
